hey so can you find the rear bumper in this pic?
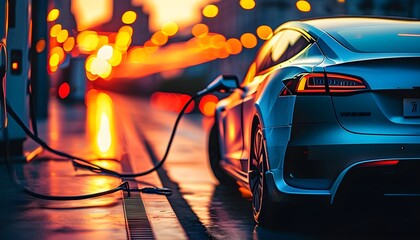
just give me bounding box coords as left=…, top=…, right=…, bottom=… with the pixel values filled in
left=266, top=157, right=420, bottom=205
left=284, top=122, right=420, bottom=181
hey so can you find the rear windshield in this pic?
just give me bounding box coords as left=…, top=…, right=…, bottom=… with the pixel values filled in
left=329, top=25, right=420, bottom=53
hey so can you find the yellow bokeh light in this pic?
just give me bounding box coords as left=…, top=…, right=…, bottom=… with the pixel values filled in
left=151, top=31, right=168, bottom=46
left=256, top=25, right=273, bottom=40
left=57, top=29, right=69, bottom=43
left=240, top=33, right=258, bottom=49
left=240, top=0, right=256, bottom=10
left=85, top=55, right=95, bottom=72
left=192, top=23, right=209, bottom=37
left=161, top=22, right=179, bottom=36
left=116, top=31, right=132, bottom=51
left=202, top=4, right=218, bottom=18
left=122, top=11, right=137, bottom=24
left=50, top=46, right=65, bottom=64
left=50, top=24, right=62, bottom=37
left=63, top=37, right=75, bottom=52
left=108, top=48, right=123, bottom=66
left=296, top=0, right=311, bottom=12
left=77, top=31, right=99, bottom=52
left=49, top=53, right=60, bottom=67
left=338, top=0, right=345, bottom=2
left=47, top=9, right=60, bottom=22
left=98, top=35, right=109, bottom=48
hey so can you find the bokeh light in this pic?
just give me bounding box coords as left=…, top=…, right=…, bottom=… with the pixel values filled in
left=226, top=38, right=242, bottom=54
left=199, top=94, right=218, bottom=117
left=108, top=48, right=123, bottom=66
left=151, top=31, right=169, bottom=46
left=97, top=45, right=114, bottom=60
left=192, top=23, right=209, bottom=37
left=240, top=33, right=258, bottom=49
left=63, top=37, right=75, bottom=52
left=36, top=39, right=46, bottom=53
left=122, top=11, right=137, bottom=24
left=240, top=0, right=256, bottom=10
left=296, top=0, right=311, bottom=12
left=56, top=29, right=69, bottom=43
left=50, top=24, right=62, bottom=38
left=58, top=82, right=70, bottom=99
left=77, top=31, right=99, bottom=52
left=202, top=4, right=219, bottom=18
left=161, top=22, right=179, bottom=36
left=257, top=25, right=273, bottom=40
left=47, top=9, right=60, bottom=22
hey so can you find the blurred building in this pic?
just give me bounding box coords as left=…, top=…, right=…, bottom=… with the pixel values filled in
left=346, top=0, right=420, bottom=18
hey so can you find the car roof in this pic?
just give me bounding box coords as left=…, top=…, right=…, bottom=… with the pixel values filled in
left=307, top=17, right=418, bottom=33
left=279, top=17, right=420, bottom=38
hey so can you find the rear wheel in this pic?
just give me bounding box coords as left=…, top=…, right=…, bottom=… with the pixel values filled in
left=249, top=123, right=277, bottom=226
left=208, top=123, right=234, bottom=185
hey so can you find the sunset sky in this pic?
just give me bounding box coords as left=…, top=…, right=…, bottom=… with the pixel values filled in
left=72, top=0, right=217, bottom=31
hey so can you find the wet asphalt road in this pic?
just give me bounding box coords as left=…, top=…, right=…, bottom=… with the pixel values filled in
left=114, top=93, right=420, bottom=240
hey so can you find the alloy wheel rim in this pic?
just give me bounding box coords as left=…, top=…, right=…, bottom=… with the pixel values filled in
left=251, top=127, right=264, bottom=216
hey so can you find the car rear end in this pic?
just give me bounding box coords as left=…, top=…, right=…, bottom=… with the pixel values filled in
left=276, top=19, right=420, bottom=202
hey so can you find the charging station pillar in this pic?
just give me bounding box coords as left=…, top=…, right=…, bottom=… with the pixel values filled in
left=0, top=0, right=7, bottom=135
left=31, top=0, right=49, bottom=119
left=0, top=0, right=32, bottom=160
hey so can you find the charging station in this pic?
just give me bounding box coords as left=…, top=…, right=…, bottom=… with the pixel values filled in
left=0, top=0, right=32, bottom=160
left=0, top=0, right=7, bottom=134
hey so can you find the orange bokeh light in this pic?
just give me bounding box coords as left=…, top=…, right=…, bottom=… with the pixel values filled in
left=192, top=23, right=209, bottom=37
left=226, top=38, right=243, bottom=54
left=63, top=37, right=75, bottom=52
left=256, top=25, right=273, bottom=40
left=240, top=33, right=258, bottom=49
left=36, top=39, right=46, bottom=53
left=199, top=94, right=218, bottom=117
left=151, top=31, right=169, bottom=46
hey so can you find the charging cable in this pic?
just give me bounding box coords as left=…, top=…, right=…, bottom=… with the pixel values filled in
left=4, top=74, right=236, bottom=200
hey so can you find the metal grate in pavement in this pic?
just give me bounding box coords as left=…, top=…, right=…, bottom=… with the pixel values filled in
left=123, top=195, right=154, bottom=239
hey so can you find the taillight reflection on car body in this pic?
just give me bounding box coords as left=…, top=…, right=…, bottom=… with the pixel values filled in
left=280, top=73, right=368, bottom=96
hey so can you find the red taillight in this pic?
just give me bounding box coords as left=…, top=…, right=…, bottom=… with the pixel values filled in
left=359, top=160, right=400, bottom=168
left=280, top=73, right=367, bottom=96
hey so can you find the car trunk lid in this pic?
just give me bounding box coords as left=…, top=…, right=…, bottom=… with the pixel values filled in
left=325, top=57, right=420, bottom=136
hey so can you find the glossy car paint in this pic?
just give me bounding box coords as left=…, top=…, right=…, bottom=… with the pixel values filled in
left=211, top=17, right=420, bottom=205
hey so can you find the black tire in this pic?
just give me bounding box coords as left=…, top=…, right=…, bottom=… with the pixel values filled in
left=208, top=123, right=235, bottom=185
left=249, top=123, right=277, bottom=227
